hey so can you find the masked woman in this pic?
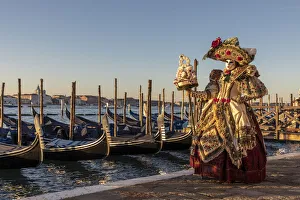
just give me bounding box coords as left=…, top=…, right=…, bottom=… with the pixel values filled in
left=188, top=37, right=268, bottom=183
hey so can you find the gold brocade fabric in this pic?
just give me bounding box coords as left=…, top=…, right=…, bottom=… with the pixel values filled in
left=190, top=65, right=268, bottom=169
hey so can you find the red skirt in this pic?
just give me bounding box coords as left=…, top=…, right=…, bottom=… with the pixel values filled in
left=190, top=128, right=267, bottom=183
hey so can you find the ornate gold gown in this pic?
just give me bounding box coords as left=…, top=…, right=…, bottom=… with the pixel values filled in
left=190, top=65, right=268, bottom=183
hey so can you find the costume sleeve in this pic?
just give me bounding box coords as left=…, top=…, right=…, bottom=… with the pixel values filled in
left=236, top=65, right=268, bottom=103
left=190, top=81, right=219, bottom=100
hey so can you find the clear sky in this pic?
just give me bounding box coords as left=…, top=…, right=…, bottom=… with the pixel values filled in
left=0, top=0, right=299, bottom=102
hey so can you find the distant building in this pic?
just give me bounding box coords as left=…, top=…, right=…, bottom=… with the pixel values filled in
left=126, top=97, right=139, bottom=106
left=52, top=95, right=66, bottom=99
left=79, top=95, right=98, bottom=105
left=292, top=89, right=300, bottom=106
left=3, top=95, right=17, bottom=105
left=12, top=85, right=52, bottom=105
left=77, top=95, right=111, bottom=106
left=51, top=95, right=67, bottom=105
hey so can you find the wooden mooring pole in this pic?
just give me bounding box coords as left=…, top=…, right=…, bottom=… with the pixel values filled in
left=139, top=85, right=143, bottom=127
left=146, top=80, right=152, bottom=135
left=259, top=97, right=263, bottom=116
left=275, top=93, right=279, bottom=140
left=60, top=99, right=64, bottom=118
left=17, top=79, right=22, bottom=146
left=123, top=92, right=127, bottom=123
left=162, top=88, right=165, bottom=116
left=149, top=80, right=152, bottom=134
left=193, top=59, right=198, bottom=124
left=98, top=85, right=101, bottom=125
left=69, top=82, right=75, bottom=140
left=268, top=94, right=271, bottom=112
left=181, top=90, right=184, bottom=120
left=114, top=78, right=117, bottom=137
left=73, top=81, right=76, bottom=131
left=158, top=94, right=161, bottom=115
left=40, top=79, right=44, bottom=126
left=0, top=82, right=4, bottom=128
left=141, top=93, right=144, bottom=117
left=171, top=91, right=174, bottom=131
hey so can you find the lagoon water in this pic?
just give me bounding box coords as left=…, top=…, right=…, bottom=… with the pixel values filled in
left=0, top=105, right=299, bottom=199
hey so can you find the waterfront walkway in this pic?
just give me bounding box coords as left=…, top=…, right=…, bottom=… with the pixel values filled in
left=24, top=152, right=300, bottom=200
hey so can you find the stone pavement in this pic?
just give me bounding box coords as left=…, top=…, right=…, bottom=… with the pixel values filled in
left=23, top=152, right=300, bottom=200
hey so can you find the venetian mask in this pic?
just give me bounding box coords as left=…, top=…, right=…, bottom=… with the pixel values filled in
left=225, top=60, right=236, bottom=70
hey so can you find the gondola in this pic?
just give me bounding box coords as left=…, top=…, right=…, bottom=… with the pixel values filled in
left=106, top=105, right=140, bottom=127
left=66, top=106, right=163, bottom=155
left=32, top=106, right=94, bottom=140
left=65, top=106, right=100, bottom=129
left=2, top=110, right=69, bottom=140
left=31, top=109, right=111, bottom=161
left=102, top=113, right=164, bottom=155
left=128, top=105, right=178, bottom=129
left=0, top=115, right=43, bottom=169
left=2, top=114, right=35, bottom=135
left=163, top=110, right=184, bottom=122
left=105, top=106, right=146, bottom=135
left=127, top=104, right=157, bottom=122
left=65, top=106, right=132, bottom=136
left=128, top=103, right=186, bottom=124
left=157, top=114, right=192, bottom=150
left=65, top=106, right=101, bottom=136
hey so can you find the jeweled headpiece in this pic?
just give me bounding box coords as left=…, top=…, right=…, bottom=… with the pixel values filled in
left=173, top=54, right=198, bottom=90
left=202, top=37, right=256, bottom=65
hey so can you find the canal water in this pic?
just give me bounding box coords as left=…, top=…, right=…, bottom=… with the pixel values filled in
left=0, top=105, right=299, bottom=200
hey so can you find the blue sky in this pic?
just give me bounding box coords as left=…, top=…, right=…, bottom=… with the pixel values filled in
left=0, top=0, right=299, bottom=102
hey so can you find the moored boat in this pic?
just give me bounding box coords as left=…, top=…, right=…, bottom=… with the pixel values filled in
left=102, top=113, right=163, bottom=155
left=33, top=111, right=111, bottom=161
left=0, top=115, right=44, bottom=169
left=157, top=114, right=192, bottom=150
left=106, top=105, right=140, bottom=127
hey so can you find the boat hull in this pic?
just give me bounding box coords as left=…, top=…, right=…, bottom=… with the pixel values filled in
left=0, top=135, right=43, bottom=169
left=43, top=133, right=110, bottom=161
left=162, top=130, right=192, bottom=150
left=110, top=139, right=162, bottom=155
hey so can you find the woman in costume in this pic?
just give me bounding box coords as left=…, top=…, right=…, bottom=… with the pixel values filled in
left=188, top=37, right=268, bottom=183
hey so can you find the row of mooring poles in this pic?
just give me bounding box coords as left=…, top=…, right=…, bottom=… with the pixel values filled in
left=113, top=78, right=152, bottom=136
left=0, top=80, right=22, bottom=146
left=110, top=80, right=155, bottom=136
left=255, top=93, right=295, bottom=108
left=39, top=80, right=102, bottom=140
left=132, top=81, right=154, bottom=134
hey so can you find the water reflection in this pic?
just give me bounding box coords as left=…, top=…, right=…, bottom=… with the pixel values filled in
left=0, top=168, right=42, bottom=200
left=0, top=150, right=190, bottom=199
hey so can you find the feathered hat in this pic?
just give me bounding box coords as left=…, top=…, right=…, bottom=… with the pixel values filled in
left=202, top=37, right=256, bottom=65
